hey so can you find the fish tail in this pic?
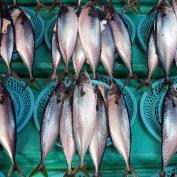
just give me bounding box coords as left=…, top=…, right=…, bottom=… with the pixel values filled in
left=8, top=163, right=26, bottom=177
left=159, top=169, right=166, bottom=177
left=29, top=163, right=48, bottom=177
left=124, top=72, right=140, bottom=87
left=159, top=78, right=173, bottom=92
left=72, top=165, right=89, bottom=177
left=63, top=171, right=74, bottom=177
left=123, top=167, right=138, bottom=177
left=23, top=78, right=41, bottom=91
left=136, top=78, right=153, bottom=93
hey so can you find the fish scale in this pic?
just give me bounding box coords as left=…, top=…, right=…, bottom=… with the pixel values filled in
left=160, top=85, right=177, bottom=177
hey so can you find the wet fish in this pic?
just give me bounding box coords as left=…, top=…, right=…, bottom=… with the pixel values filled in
left=60, top=86, right=75, bottom=176
left=78, top=1, right=101, bottom=78
left=89, top=86, right=108, bottom=177
left=72, top=72, right=96, bottom=176
left=72, top=36, right=86, bottom=79
left=107, top=81, right=137, bottom=177
left=175, top=49, right=177, bottom=67
left=156, top=1, right=177, bottom=86
left=172, top=0, right=177, bottom=17
left=99, top=12, right=115, bottom=79
left=51, top=26, right=61, bottom=80
left=57, top=5, right=77, bottom=73
left=30, top=81, right=66, bottom=177
left=137, top=31, right=158, bottom=92
left=0, top=10, right=15, bottom=75
left=14, top=8, right=35, bottom=81
left=102, top=5, right=134, bottom=82
left=160, top=85, right=177, bottom=177
left=0, top=83, right=25, bottom=177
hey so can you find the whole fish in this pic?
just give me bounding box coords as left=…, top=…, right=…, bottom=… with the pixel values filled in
left=89, top=86, right=108, bottom=177
left=107, top=81, right=137, bottom=177
left=160, top=85, right=177, bottom=177
left=0, top=10, right=15, bottom=75
left=78, top=1, right=101, bottom=79
left=57, top=5, right=77, bottom=73
left=99, top=12, right=115, bottom=79
left=156, top=1, right=177, bottom=86
left=72, top=36, right=86, bottom=79
left=0, top=83, right=25, bottom=177
left=72, top=72, right=96, bottom=176
left=30, top=81, right=66, bottom=177
left=51, top=26, right=61, bottom=80
left=60, top=86, right=75, bottom=176
left=13, top=7, right=35, bottom=81
left=102, top=5, right=134, bottom=83
left=137, top=31, right=158, bottom=92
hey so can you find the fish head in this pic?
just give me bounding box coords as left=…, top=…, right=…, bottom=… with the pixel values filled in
left=108, top=81, right=121, bottom=97
left=58, top=5, right=69, bottom=17
left=78, top=72, right=90, bottom=85
left=101, top=4, right=114, bottom=21
left=158, top=0, right=171, bottom=13
left=166, top=84, right=177, bottom=98
left=55, top=80, right=66, bottom=94
left=0, top=83, right=7, bottom=103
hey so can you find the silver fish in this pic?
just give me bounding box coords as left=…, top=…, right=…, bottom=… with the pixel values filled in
left=72, top=36, right=86, bottom=79
left=57, top=5, right=77, bottom=73
left=156, top=1, right=177, bottom=84
left=73, top=72, right=96, bottom=175
left=173, top=0, right=177, bottom=17
left=160, top=85, right=177, bottom=177
left=30, top=81, right=66, bottom=177
left=0, top=83, right=25, bottom=177
left=100, top=14, right=115, bottom=79
left=107, top=81, right=137, bottom=177
left=0, top=11, right=15, bottom=75
left=102, top=5, right=133, bottom=80
left=78, top=1, right=101, bottom=78
left=175, top=49, right=177, bottom=67
left=51, top=26, right=61, bottom=80
left=89, top=86, right=108, bottom=177
left=137, top=31, right=158, bottom=92
left=60, top=87, right=75, bottom=176
left=15, top=8, right=35, bottom=80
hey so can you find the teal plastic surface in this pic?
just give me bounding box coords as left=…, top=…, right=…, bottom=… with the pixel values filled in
left=52, top=172, right=92, bottom=177
left=151, top=166, right=177, bottom=177
left=33, top=75, right=137, bottom=147
left=11, top=6, right=45, bottom=60
left=140, top=75, right=177, bottom=142
left=44, top=12, right=136, bottom=50
left=137, top=13, right=156, bottom=51
left=4, top=76, right=35, bottom=133
left=0, top=172, right=5, bottom=177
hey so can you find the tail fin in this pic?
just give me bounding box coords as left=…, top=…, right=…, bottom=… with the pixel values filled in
left=63, top=171, right=74, bottom=177
left=159, top=170, right=166, bottom=177
left=24, top=79, right=41, bottom=91
left=35, top=1, right=48, bottom=13
left=29, top=164, right=48, bottom=177
left=123, top=167, right=138, bottom=177
left=136, top=79, right=153, bottom=93
left=159, top=78, right=172, bottom=92
left=8, top=163, right=26, bottom=177
left=123, top=0, right=140, bottom=13
left=72, top=165, right=89, bottom=177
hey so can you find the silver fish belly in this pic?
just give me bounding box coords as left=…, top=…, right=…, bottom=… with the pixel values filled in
left=73, top=72, right=96, bottom=167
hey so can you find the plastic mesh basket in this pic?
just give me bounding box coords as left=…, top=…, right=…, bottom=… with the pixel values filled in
left=52, top=172, right=92, bottom=177
left=44, top=12, right=136, bottom=50
left=151, top=166, right=177, bottom=177
left=0, top=172, right=5, bottom=177
left=137, top=13, right=156, bottom=51
left=4, top=76, right=35, bottom=133
left=33, top=75, right=137, bottom=147
left=140, top=75, right=177, bottom=142
left=10, top=6, right=45, bottom=60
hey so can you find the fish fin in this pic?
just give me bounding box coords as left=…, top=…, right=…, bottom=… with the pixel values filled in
left=136, top=79, right=153, bottom=93
left=159, top=79, right=172, bottom=92
left=123, top=72, right=140, bottom=88
left=123, top=0, right=140, bottom=13
left=72, top=166, right=89, bottom=177
left=29, top=164, right=48, bottom=177
left=123, top=167, right=138, bottom=177
left=35, top=1, right=48, bottom=13
left=159, top=170, right=166, bottom=177
left=63, top=171, right=74, bottom=177
left=8, top=163, right=26, bottom=177
left=24, top=79, right=41, bottom=91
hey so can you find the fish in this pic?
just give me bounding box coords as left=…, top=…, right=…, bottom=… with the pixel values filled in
left=107, top=81, right=137, bottom=177
left=137, top=30, right=158, bottom=92
left=102, top=5, right=135, bottom=84
left=72, top=36, right=86, bottom=79
left=57, top=5, right=77, bottom=73
left=0, top=9, right=15, bottom=75
left=51, top=25, right=61, bottom=81
left=14, top=7, right=35, bottom=81
left=0, top=83, right=25, bottom=177
left=99, top=11, right=115, bottom=79
left=29, top=81, right=66, bottom=177
left=78, top=1, right=101, bottom=79
left=172, top=0, right=177, bottom=17
left=60, top=85, right=75, bottom=176
left=89, top=86, right=108, bottom=177
left=156, top=1, right=177, bottom=88
left=175, top=49, right=177, bottom=67
left=72, top=72, right=96, bottom=176
left=160, top=85, right=177, bottom=177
